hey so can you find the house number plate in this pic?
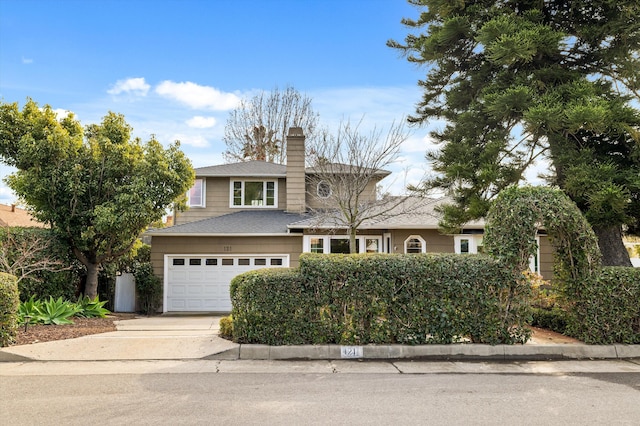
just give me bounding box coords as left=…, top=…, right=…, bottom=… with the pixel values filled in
left=340, top=346, right=363, bottom=358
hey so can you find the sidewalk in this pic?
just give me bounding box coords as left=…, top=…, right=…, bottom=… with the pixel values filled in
left=1, top=316, right=639, bottom=362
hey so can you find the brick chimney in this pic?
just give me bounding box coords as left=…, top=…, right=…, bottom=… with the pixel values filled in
left=286, top=127, right=306, bottom=213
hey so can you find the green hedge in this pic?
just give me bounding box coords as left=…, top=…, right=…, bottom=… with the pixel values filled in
left=567, top=267, right=640, bottom=344
left=0, top=273, right=20, bottom=347
left=231, top=253, right=531, bottom=345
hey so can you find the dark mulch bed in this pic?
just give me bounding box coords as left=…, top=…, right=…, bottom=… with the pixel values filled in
left=11, top=313, right=137, bottom=346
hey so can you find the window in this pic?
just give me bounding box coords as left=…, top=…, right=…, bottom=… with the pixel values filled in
left=317, top=181, right=331, bottom=198
left=205, top=259, right=217, bottom=266
left=231, top=180, right=277, bottom=208
left=172, top=258, right=185, bottom=266
left=189, top=259, right=202, bottom=266
left=460, top=238, right=470, bottom=254
left=330, top=238, right=357, bottom=254
left=404, top=235, right=426, bottom=253
left=303, top=235, right=381, bottom=254
left=187, top=178, right=205, bottom=207
left=310, top=238, right=324, bottom=253
left=454, top=234, right=483, bottom=255
left=365, top=238, right=379, bottom=253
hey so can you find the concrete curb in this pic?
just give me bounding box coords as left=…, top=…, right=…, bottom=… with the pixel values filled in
left=205, top=343, right=640, bottom=361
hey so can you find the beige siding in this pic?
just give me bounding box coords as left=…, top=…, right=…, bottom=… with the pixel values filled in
left=150, top=235, right=303, bottom=281
left=539, top=235, right=554, bottom=280
left=389, top=229, right=454, bottom=254
left=176, top=177, right=287, bottom=224
left=305, top=179, right=380, bottom=210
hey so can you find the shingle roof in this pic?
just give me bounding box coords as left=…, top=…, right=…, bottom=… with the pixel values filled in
left=0, top=204, right=47, bottom=228
left=288, top=197, right=485, bottom=230
left=146, top=210, right=309, bottom=236
left=194, top=161, right=390, bottom=178
left=195, top=161, right=287, bottom=177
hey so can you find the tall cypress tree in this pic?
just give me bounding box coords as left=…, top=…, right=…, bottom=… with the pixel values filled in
left=389, top=0, right=640, bottom=265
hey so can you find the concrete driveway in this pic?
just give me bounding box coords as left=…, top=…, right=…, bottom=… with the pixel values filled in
left=0, top=315, right=238, bottom=362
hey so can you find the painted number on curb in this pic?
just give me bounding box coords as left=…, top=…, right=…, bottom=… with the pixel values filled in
left=341, top=346, right=363, bottom=358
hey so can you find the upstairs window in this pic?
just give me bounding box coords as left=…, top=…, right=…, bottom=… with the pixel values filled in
left=317, top=181, right=331, bottom=198
left=231, top=180, right=277, bottom=208
left=187, top=178, right=205, bottom=207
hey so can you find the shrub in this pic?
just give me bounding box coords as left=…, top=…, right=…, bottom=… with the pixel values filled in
left=37, top=297, right=79, bottom=325
left=231, top=253, right=531, bottom=345
left=531, top=307, right=568, bottom=334
left=0, top=273, right=20, bottom=347
left=0, top=227, right=81, bottom=302
left=133, top=262, right=162, bottom=315
left=219, top=315, right=233, bottom=339
left=74, top=296, right=110, bottom=318
left=17, top=295, right=43, bottom=325
left=567, top=267, right=640, bottom=344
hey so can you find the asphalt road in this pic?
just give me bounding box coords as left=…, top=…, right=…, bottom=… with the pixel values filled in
left=2, top=360, right=639, bottom=425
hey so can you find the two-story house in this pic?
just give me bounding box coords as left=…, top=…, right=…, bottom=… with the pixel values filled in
left=147, top=128, right=552, bottom=313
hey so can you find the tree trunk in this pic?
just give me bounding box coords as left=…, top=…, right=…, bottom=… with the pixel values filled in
left=349, top=229, right=358, bottom=254
left=84, top=262, right=101, bottom=299
left=593, top=225, right=632, bottom=267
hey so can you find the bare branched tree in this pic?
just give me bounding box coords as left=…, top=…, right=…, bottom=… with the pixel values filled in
left=0, top=227, right=71, bottom=285
left=306, top=119, right=414, bottom=253
left=223, top=86, right=320, bottom=164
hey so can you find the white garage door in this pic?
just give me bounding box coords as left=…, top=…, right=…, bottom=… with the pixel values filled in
left=165, top=255, right=289, bottom=312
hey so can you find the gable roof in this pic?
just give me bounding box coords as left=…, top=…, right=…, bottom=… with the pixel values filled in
left=305, top=163, right=391, bottom=177
left=194, top=161, right=390, bottom=179
left=195, top=161, right=287, bottom=177
left=288, top=197, right=484, bottom=231
left=0, top=204, right=47, bottom=228
left=146, top=210, right=308, bottom=236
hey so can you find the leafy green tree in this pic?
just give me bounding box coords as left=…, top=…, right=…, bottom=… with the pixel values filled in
left=389, top=0, right=640, bottom=266
left=0, top=100, right=194, bottom=298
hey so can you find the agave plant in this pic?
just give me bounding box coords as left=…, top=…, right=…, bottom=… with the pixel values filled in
left=74, top=296, right=110, bottom=318
left=38, top=297, right=79, bottom=325
left=17, top=295, right=44, bottom=325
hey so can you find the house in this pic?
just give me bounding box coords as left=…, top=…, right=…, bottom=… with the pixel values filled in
left=0, top=204, right=47, bottom=228
left=147, top=128, right=553, bottom=313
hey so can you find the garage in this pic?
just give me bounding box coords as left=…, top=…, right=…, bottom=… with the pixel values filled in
left=164, top=254, right=289, bottom=312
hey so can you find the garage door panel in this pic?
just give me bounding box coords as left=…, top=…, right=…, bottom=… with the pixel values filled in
left=167, top=255, right=287, bottom=312
left=169, top=284, right=187, bottom=297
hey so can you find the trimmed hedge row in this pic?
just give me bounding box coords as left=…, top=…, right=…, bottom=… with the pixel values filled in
left=231, top=253, right=531, bottom=346
left=567, top=267, right=640, bottom=344
left=0, top=272, right=19, bottom=347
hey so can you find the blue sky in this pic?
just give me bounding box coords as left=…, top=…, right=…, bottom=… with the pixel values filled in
left=2, top=0, right=446, bottom=205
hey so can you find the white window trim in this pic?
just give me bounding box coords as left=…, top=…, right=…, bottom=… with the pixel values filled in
left=383, top=232, right=392, bottom=254
left=303, top=235, right=383, bottom=254
left=404, top=235, right=426, bottom=254
left=187, top=178, right=206, bottom=208
left=229, top=179, right=278, bottom=208
left=454, top=235, right=483, bottom=254
left=454, top=234, right=541, bottom=273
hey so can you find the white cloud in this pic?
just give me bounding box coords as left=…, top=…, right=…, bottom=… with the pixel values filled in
left=52, top=109, right=72, bottom=120
left=186, top=116, right=217, bottom=129
left=155, top=81, right=240, bottom=110
left=21, top=57, right=33, bottom=64
left=108, top=77, right=150, bottom=96
left=171, top=133, right=210, bottom=148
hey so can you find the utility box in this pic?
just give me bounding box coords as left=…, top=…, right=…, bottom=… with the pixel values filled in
left=114, top=273, right=136, bottom=312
